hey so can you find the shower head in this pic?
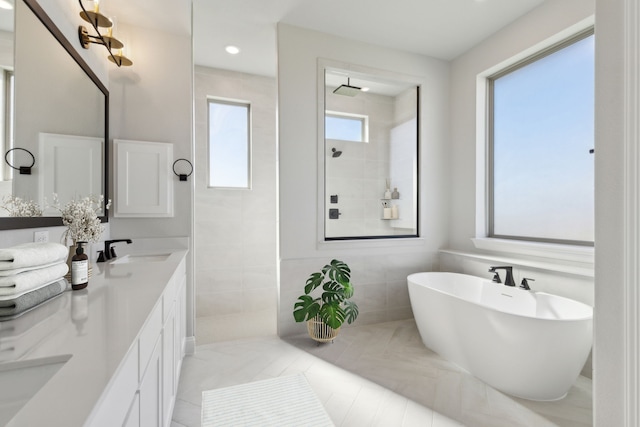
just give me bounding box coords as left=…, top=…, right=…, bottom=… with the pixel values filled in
left=332, top=148, right=342, bottom=158
left=333, top=77, right=361, bottom=97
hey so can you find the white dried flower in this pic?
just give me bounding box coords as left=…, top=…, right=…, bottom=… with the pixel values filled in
left=49, top=194, right=111, bottom=244
left=0, top=195, right=43, bottom=217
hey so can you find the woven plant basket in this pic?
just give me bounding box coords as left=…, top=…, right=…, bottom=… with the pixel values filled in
left=307, top=315, right=340, bottom=343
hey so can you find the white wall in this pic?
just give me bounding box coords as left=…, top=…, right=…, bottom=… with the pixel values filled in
left=277, top=24, right=450, bottom=336
left=193, top=66, right=277, bottom=343
left=448, top=0, right=595, bottom=253
left=593, top=0, right=626, bottom=424
left=107, top=21, right=194, bottom=341
left=446, top=2, right=595, bottom=297
left=108, top=23, right=192, bottom=239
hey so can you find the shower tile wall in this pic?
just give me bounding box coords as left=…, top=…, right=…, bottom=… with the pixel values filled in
left=194, top=66, right=277, bottom=344
left=325, top=89, right=396, bottom=238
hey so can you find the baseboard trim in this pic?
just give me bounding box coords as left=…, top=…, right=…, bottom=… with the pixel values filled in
left=184, top=336, right=196, bottom=355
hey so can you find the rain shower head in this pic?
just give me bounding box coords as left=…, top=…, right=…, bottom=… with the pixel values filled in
left=333, top=77, right=361, bottom=97
left=332, top=148, right=342, bottom=158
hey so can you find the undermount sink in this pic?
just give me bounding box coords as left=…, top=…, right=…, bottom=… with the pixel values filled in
left=110, top=253, right=171, bottom=265
left=0, top=354, right=72, bottom=426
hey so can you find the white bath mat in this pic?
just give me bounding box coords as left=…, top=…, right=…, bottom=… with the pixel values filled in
left=201, top=373, right=334, bottom=427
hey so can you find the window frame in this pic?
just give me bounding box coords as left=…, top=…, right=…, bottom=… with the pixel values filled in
left=486, top=27, right=595, bottom=246
left=325, top=110, right=369, bottom=143
left=207, top=96, right=252, bottom=190
left=1, top=69, right=13, bottom=182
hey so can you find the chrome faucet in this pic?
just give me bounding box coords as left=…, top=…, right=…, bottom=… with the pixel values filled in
left=99, top=239, right=133, bottom=261
left=488, top=266, right=516, bottom=287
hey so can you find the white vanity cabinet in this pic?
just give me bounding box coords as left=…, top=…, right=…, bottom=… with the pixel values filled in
left=139, top=336, right=162, bottom=427
left=88, top=259, right=187, bottom=427
left=123, top=393, right=140, bottom=427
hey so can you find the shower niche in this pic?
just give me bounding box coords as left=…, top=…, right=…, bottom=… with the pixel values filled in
left=321, top=63, right=420, bottom=240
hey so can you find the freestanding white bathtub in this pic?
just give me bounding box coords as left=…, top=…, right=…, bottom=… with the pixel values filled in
left=407, top=272, right=593, bottom=401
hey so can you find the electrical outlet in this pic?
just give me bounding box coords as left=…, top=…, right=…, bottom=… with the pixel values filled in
left=34, top=231, right=49, bottom=243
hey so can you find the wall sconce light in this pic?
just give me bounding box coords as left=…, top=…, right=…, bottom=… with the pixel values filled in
left=77, top=0, right=132, bottom=67
left=173, top=159, right=193, bottom=182
left=5, top=148, right=35, bottom=175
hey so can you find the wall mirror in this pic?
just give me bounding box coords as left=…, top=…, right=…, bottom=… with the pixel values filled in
left=322, top=64, right=420, bottom=240
left=0, top=0, right=108, bottom=230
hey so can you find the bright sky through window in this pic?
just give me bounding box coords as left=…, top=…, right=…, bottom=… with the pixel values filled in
left=325, top=113, right=366, bottom=142
left=208, top=100, right=250, bottom=188
left=491, top=33, right=594, bottom=243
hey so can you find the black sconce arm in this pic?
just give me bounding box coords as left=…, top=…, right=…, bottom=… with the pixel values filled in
left=173, top=159, right=193, bottom=182
left=4, top=148, right=35, bottom=175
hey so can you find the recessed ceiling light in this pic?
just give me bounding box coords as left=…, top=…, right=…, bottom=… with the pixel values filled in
left=225, top=45, right=240, bottom=55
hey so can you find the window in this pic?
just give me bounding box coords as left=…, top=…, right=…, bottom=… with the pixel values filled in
left=488, top=30, right=594, bottom=245
left=325, top=111, right=368, bottom=142
left=208, top=98, right=251, bottom=188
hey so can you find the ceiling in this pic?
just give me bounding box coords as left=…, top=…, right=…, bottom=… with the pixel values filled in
left=6, top=1, right=547, bottom=78
left=192, top=0, right=545, bottom=77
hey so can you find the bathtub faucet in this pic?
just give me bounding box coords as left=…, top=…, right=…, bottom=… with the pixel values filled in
left=488, top=266, right=516, bottom=287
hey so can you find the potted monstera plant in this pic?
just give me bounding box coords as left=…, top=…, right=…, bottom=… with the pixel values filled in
left=293, top=259, right=359, bottom=342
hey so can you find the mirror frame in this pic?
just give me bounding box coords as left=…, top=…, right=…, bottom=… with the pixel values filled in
left=318, top=59, right=421, bottom=242
left=0, top=0, right=109, bottom=230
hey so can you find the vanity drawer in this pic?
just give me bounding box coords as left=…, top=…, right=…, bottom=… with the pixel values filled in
left=88, top=343, right=139, bottom=427
left=138, top=301, right=162, bottom=382
left=163, top=259, right=186, bottom=320
left=163, top=277, right=178, bottom=321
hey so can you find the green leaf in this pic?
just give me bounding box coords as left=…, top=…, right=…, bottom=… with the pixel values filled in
left=322, top=259, right=350, bottom=284
left=319, top=303, right=345, bottom=329
left=293, top=295, right=320, bottom=322
left=304, top=272, right=324, bottom=294
left=343, top=300, right=359, bottom=324
left=322, top=280, right=345, bottom=304
left=341, top=281, right=354, bottom=299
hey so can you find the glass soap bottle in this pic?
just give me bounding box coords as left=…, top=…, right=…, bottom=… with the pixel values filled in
left=71, top=245, right=89, bottom=290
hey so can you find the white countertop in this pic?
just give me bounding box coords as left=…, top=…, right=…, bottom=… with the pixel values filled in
left=0, top=247, right=188, bottom=427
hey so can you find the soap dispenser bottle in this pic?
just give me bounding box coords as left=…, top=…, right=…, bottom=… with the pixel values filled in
left=71, top=245, right=89, bottom=290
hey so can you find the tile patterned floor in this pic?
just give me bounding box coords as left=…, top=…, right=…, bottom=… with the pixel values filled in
left=285, top=320, right=592, bottom=427
left=172, top=319, right=592, bottom=427
left=171, top=335, right=462, bottom=426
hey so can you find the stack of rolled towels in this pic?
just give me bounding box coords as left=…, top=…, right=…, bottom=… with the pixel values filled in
left=0, top=242, right=70, bottom=320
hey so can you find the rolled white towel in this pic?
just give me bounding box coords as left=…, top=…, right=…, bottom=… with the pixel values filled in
left=0, top=243, right=68, bottom=271
left=0, top=263, right=69, bottom=296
